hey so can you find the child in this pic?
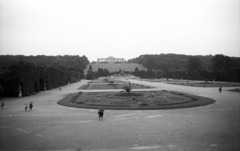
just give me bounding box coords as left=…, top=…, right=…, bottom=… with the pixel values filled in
left=25, top=103, right=28, bottom=111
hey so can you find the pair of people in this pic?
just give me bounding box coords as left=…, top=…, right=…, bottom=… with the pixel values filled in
left=98, top=109, right=104, bottom=120
left=25, top=102, right=33, bottom=111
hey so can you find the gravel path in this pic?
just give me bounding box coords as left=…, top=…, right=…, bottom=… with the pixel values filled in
left=0, top=79, right=239, bottom=150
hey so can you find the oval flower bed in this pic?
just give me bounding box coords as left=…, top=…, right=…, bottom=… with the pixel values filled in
left=58, top=90, right=215, bottom=110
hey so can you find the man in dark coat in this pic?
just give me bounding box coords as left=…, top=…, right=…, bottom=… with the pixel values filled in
left=98, top=109, right=104, bottom=120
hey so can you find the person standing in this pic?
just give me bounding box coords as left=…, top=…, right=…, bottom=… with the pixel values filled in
left=219, top=87, right=222, bottom=93
left=98, top=109, right=104, bottom=120
left=29, top=102, right=33, bottom=110
left=1, top=99, right=4, bottom=109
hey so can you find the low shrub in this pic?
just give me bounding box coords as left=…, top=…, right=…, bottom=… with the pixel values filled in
left=116, top=92, right=143, bottom=96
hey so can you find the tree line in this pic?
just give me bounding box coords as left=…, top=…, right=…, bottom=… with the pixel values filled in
left=128, top=54, right=240, bottom=82
left=0, top=55, right=90, bottom=96
left=0, top=55, right=89, bottom=77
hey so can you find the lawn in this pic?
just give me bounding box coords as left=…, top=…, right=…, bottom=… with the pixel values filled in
left=58, top=78, right=216, bottom=110
left=58, top=90, right=215, bottom=110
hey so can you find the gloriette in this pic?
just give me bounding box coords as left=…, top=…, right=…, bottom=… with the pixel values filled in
left=97, top=56, right=124, bottom=63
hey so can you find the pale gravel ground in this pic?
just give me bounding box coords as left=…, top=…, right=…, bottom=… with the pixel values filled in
left=0, top=79, right=240, bottom=151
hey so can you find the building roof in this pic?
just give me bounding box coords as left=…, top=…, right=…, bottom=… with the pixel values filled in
left=106, top=56, right=115, bottom=60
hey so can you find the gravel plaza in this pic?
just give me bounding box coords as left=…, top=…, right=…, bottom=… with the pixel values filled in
left=0, top=79, right=240, bottom=151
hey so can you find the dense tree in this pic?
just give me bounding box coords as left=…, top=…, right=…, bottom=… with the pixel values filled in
left=128, top=53, right=240, bottom=82
left=154, top=69, right=165, bottom=79
left=0, top=61, right=81, bottom=97
left=96, top=68, right=110, bottom=77
left=145, top=58, right=155, bottom=70
left=211, top=54, right=232, bottom=81
left=187, top=57, right=202, bottom=72
left=0, top=55, right=90, bottom=96
left=86, top=65, right=96, bottom=80
left=187, top=56, right=202, bottom=80
left=0, top=55, right=90, bottom=77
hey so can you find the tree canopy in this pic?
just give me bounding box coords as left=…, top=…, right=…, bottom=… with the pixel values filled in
left=128, top=53, right=240, bottom=81
left=0, top=55, right=90, bottom=77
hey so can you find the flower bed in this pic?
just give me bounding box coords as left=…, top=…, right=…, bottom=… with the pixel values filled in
left=58, top=90, right=215, bottom=110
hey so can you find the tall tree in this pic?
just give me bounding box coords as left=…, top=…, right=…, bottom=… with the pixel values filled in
left=211, top=54, right=232, bottom=81
left=154, top=69, right=165, bottom=79
left=187, top=56, right=202, bottom=73
left=145, top=58, right=155, bottom=70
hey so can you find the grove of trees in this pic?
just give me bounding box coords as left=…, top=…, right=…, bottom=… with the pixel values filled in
left=0, top=55, right=89, bottom=78
left=128, top=54, right=240, bottom=82
left=1, top=53, right=239, bottom=97
left=0, top=55, right=90, bottom=97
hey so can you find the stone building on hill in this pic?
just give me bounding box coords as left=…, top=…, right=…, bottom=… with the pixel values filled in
left=97, top=56, right=124, bottom=63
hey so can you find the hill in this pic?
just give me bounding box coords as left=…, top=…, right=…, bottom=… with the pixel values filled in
left=128, top=54, right=240, bottom=81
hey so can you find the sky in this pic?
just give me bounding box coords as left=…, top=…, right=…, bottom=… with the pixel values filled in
left=0, top=0, right=239, bottom=62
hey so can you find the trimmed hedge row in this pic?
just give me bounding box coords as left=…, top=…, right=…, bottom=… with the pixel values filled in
left=0, top=62, right=81, bottom=97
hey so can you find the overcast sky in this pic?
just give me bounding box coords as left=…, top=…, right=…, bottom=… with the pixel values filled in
left=1, top=0, right=239, bottom=61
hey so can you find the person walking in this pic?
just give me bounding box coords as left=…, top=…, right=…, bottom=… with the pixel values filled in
left=1, top=99, right=4, bottom=109
left=219, top=87, right=222, bottom=93
left=25, top=103, right=28, bottom=111
left=98, top=109, right=104, bottom=120
left=29, top=102, right=33, bottom=110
